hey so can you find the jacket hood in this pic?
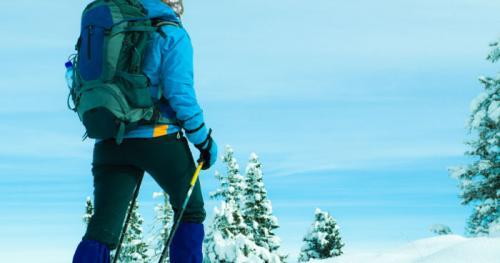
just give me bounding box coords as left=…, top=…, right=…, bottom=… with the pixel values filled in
left=140, top=0, right=180, bottom=22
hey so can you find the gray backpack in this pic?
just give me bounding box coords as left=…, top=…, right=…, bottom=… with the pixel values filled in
left=68, top=0, right=178, bottom=144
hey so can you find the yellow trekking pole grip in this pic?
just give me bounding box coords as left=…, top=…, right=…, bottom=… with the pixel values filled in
left=190, top=162, right=204, bottom=186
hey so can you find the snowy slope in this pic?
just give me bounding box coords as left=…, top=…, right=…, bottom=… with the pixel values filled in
left=311, top=235, right=500, bottom=263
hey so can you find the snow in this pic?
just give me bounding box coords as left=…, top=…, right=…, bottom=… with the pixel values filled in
left=152, top=191, right=163, bottom=199
left=207, top=232, right=281, bottom=263
left=487, top=100, right=500, bottom=121
left=489, top=219, right=500, bottom=237
left=310, top=235, right=500, bottom=263
left=477, top=160, right=493, bottom=171
left=487, top=41, right=500, bottom=62
left=448, top=166, right=467, bottom=179
left=471, top=109, right=486, bottom=128
left=470, top=91, right=488, bottom=113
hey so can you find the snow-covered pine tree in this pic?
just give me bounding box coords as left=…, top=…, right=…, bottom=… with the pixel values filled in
left=113, top=201, right=149, bottom=263
left=210, top=145, right=246, bottom=206
left=449, top=40, right=500, bottom=236
left=204, top=145, right=257, bottom=262
left=243, top=153, right=285, bottom=262
left=83, top=196, right=93, bottom=225
left=204, top=200, right=258, bottom=262
left=148, top=191, right=174, bottom=261
left=298, top=209, right=344, bottom=262
left=429, top=224, right=453, bottom=236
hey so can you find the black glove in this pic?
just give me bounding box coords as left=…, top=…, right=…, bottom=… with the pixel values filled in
left=194, top=129, right=218, bottom=170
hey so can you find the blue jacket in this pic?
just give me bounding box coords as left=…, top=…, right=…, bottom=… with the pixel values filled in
left=123, top=0, right=208, bottom=146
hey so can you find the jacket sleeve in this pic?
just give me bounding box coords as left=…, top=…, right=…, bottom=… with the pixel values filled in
left=159, top=26, right=209, bottom=146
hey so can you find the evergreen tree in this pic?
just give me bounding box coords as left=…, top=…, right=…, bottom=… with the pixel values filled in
left=148, top=191, right=174, bottom=261
left=83, top=196, right=93, bottom=226
left=449, top=40, right=500, bottom=236
left=204, top=200, right=256, bottom=262
left=429, top=224, right=453, bottom=236
left=298, top=209, right=344, bottom=262
left=210, top=145, right=246, bottom=206
left=205, top=146, right=255, bottom=262
left=243, top=153, right=285, bottom=262
left=113, top=201, right=149, bottom=263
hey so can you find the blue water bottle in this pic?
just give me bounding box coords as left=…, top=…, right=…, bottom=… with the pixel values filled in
left=65, top=61, right=74, bottom=90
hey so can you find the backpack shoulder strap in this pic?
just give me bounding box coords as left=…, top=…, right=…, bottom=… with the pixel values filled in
left=152, top=19, right=181, bottom=38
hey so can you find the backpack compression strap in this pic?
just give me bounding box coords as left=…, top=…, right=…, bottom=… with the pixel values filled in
left=116, top=122, right=126, bottom=144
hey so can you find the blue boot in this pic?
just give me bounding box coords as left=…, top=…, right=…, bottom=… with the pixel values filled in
left=170, top=223, right=205, bottom=263
left=73, top=239, right=110, bottom=263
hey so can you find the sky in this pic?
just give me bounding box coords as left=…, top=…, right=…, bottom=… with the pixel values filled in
left=0, top=0, right=499, bottom=262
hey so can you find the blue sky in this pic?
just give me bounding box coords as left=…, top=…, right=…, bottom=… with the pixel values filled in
left=0, top=0, right=499, bottom=262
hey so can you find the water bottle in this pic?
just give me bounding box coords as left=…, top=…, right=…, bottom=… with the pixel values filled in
left=65, top=61, right=74, bottom=90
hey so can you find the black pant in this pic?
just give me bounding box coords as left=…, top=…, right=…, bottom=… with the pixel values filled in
left=83, top=133, right=206, bottom=249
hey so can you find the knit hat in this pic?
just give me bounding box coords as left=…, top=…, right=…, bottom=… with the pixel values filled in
left=163, top=0, right=184, bottom=17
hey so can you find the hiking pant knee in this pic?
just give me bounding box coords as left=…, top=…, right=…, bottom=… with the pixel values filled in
left=83, top=134, right=206, bottom=249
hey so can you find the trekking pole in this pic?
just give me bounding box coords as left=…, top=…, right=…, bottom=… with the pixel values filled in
left=158, top=162, right=204, bottom=263
left=113, top=173, right=145, bottom=263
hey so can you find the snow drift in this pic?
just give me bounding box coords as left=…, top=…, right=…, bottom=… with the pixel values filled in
left=312, top=235, right=500, bottom=263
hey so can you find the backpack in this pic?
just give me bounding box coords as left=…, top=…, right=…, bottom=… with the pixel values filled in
left=68, top=0, right=178, bottom=144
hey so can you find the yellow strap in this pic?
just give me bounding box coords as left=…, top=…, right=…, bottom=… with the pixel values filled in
left=153, top=124, right=168, bottom=137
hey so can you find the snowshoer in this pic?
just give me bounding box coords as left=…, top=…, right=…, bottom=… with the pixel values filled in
left=72, top=0, right=217, bottom=262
